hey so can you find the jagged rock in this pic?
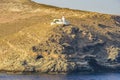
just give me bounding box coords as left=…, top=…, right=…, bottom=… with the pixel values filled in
left=24, top=66, right=35, bottom=72
left=32, top=24, right=120, bottom=73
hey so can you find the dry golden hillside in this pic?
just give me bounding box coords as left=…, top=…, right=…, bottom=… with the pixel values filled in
left=0, top=0, right=120, bottom=73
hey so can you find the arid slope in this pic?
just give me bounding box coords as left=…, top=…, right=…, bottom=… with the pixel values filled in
left=0, top=0, right=120, bottom=73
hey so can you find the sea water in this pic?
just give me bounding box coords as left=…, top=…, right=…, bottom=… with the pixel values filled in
left=0, top=73, right=120, bottom=80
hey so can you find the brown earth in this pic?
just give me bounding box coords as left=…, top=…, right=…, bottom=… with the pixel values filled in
left=0, top=0, right=120, bottom=73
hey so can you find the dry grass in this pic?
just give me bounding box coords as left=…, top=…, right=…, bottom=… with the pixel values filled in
left=0, top=0, right=119, bottom=71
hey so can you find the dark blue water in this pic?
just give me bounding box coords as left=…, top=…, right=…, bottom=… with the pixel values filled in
left=0, top=73, right=120, bottom=80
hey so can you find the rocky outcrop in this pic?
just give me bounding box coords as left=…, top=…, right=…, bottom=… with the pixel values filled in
left=31, top=25, right=120, bottom=73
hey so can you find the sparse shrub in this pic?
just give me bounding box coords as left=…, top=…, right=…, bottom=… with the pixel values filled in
left=107, top=46, right=119, bottom=60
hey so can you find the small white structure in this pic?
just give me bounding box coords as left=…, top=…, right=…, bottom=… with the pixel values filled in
left=51, top=16, right=70, bottom=26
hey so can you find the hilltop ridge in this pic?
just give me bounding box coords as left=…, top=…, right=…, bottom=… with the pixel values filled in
left=0, top=0, right=31, bottom=3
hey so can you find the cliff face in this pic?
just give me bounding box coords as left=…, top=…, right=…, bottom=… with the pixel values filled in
left=0, top=0, right=120, bottom=73
left=32, top=24, right=120, bottom=73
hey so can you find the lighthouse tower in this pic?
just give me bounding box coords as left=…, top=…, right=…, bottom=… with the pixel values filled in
left=62, top=16, right=66, bottom=23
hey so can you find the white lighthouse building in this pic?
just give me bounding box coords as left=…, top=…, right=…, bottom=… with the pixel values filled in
left=51, top=16, right=70, bottom=26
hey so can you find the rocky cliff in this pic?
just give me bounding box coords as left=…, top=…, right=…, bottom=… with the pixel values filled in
left=0, top=0, right=120, bottom=73
left=32, top=24, right=120, bottom=73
